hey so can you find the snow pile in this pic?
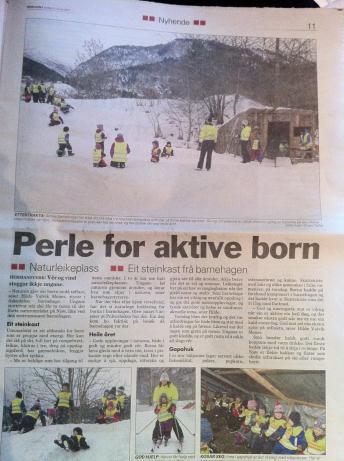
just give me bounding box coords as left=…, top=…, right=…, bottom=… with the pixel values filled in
left=0, top=421, right=130, bottom=461
left=14, top=98, right=321, bottom=222
left=136, top=403, right=195, bottom=454
left=53, top=82, right=78, bottom=97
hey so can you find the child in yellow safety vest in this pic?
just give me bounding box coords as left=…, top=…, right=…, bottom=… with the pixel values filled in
left=235, top=400, right=257, bottom=446
left=152, top=393, right=174, bottom=446
left=54, top=427, right=90, bottom=452
left=272, top=411, right=307, bottom=455
left=246, top=406, right=269, bottom=451
left=251, top=402, right=287, bottom=454
left=250, top=127, right=263, bottom=162
left=110, top=133, right=131, bottom=168
left=18, top=403, right=40, bottom=433
left=49, top=107, right=63, bottom=126
left=55, top=383, right=74, bottom=424
left=161, top=141, right=174, bottom=158
left=57, top=126, right=74, bottom=157
left=93, top=124, right=107, bottom=167
left=150, top=140, right=161, bottom=163
left=9, top=391, right=26, bottom=431
left=304, top=415, right=326, bottom=455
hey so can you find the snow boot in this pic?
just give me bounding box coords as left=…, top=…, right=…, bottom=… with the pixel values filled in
left=54, top=440, right=69, bottom=451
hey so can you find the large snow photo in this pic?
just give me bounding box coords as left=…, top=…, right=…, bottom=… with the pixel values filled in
left=1, top=367, right=131, bottom=461
left=15, top=19, right=320, bottom=224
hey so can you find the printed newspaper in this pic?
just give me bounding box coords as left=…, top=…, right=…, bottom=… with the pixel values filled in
left=0, top=0, right=343, bottom=459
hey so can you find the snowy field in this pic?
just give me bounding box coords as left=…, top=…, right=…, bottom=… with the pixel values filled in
left=136, top=403, right=195, bottom=454
left=15, top=98, right=321, bottom=221
left=0, top=421, right=130, bottom=461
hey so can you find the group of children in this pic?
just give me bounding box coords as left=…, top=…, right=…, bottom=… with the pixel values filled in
left=150, top=140, right=174, bottom=163
left=96, top=386, right=127, bottom=424
left=6, top=383, right=127, bottom=453
left=201, top=395, right=326, bottom=455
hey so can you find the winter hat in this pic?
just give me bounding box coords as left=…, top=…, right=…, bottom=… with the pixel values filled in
left=97, top=124, right=103, bottom=130
left=242, top=119, right=248, bottom=126
left=205, top=118, right=213, bottom=124
left=247, top=400, right=257, bottom=410
left=160, top=371, right=169, bottom=382
left=16, top=391, right=22, bottom=399
left=314, top=415, right=326, bottom=431
left=152, top=140, right=159, bottom=147
left=274, top=403, right=284, bottom=414
left=118, top=386, right=125, bottom=393
left=166, top=141, right=171, bottom=146
left=62, top=382, right=69, bottom=389
left=63, top=126, right=69, bottom=132
left=288, top=411, right=301, bottom=426
left=108, top=393, right=115, bottom=400
left=34, top=400, right=41, bottom=408
left=159, top=393, right=168, bottom=403
left=73, top=427, right=83, bottom=435
left=115, top=133, right=124, bottom=142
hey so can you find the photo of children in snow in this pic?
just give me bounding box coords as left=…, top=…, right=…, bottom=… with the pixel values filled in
left=15, top=18, right=321, bottom=222
left=200, top=368, right=325, bottom=455
left=136, top=367, right=195, bottom=454
left=1, top=367, right=131, bottom=461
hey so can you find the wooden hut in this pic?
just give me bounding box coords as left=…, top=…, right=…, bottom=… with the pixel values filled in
left=216, top=108, right=318, bottom=164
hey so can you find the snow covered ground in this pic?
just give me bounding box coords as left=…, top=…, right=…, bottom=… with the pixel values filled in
left=14, top=98, right=321, bottom=222
left=0, top=421, right=130, bottom=461
left=136, top=403, right=195, bottom=454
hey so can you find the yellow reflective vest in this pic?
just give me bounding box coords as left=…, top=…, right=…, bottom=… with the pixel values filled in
left=164, top=146, right=173, bottom=155
left=264, top=416, right=287, bottom=437
left=156, top=403, right=173, bottom=423
left=199, top=124, right=218, bottom=143
left=11, top=398, right=23, bottom=414
left=95, top=131, right=104, bottom=143
left=93, top=148, right=101, bottom=163
left=31, top=84, right=39, bottom=93
left=57, top=391, right=72, bottom=408
left=113, top=142, right=128, bottom=163
left=104, top=399, right=118, bottom=417
left=252, top=139, right=260, bottom=150
left=117, top=394, right=126, bottom=409
left=240, top=126, right=251, bottom=141
left=240, top=408, right=256, bottom=426
left=304, top=428, right=326, bottom=454
left=26, top=410, right=40, bottom=420
left=279, top=425, right=304, bottom=451
left=153, top=383, right=178, bottom=406
left=58, top=131, right=66, bottom=144
left=251, top=415, right=269, bottom=434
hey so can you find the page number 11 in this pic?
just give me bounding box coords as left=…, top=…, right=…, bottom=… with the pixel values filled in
left=308, top=23, right=316, bottom=30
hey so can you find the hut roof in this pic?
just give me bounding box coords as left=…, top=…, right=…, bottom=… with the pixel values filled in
left=202, top=368, right=325, bottom=408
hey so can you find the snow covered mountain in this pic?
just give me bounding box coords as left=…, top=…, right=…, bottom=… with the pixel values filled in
left=70, top=38, right=196, bottom=76
left=24, top=51, right=71, bottom=77
left=66, top=37, right=317, bottom=108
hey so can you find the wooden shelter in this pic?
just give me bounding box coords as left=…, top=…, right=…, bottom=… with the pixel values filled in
left=201, top=368, right=325, bottom=426
left=216, top=108, right=318, bottom=164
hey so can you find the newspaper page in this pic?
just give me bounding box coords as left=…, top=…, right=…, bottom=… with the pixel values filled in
left=0, top=1, right=344, bottom=460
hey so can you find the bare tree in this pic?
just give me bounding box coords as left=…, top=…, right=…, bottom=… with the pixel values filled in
left=146, top=100, right=163, bottom=138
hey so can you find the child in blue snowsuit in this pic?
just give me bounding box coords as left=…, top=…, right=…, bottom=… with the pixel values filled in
left=272, top=411, right=307, bottom=455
